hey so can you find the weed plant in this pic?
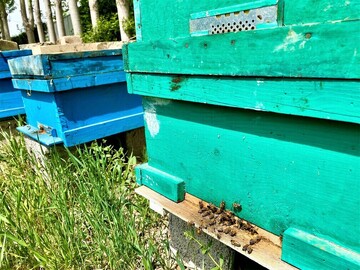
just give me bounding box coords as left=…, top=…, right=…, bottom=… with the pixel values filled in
left=0, top=131, right=176, bottom=269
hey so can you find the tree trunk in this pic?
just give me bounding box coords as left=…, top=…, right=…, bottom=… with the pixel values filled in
left=0, top=1, right=11, bottom=40
left=54, top=0, right=65, bottom=37
left=115, top=0, right=130, bottom=41
left=0, top=12, right=4, bottom=39
left=33, top=0, right=45, bottom=42
left=68, top=0, right=82, bottom=35
left=43, top=0, right=56, bottom=42
left=88, top=0, right=99, bottom=29
left=20, top=0, right=35, bottom=43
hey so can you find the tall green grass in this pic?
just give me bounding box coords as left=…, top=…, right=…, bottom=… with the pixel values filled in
left=0, top=131, right=176, bottom=269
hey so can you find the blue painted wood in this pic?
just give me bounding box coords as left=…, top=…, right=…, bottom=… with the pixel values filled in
left=8, top=50, right=123, bottom=79
left=0, top=50, right=32, bottom=120
left=11, top=71, right=127, bottom=92
left=9, top=49, right=144, bottom=147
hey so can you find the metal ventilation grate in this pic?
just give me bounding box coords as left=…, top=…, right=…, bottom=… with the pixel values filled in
left=190, top=5, right=277, bottom=36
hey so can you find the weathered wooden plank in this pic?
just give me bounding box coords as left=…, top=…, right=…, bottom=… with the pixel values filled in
left=11, top=71, right=127, bottom=92
left=127, top=73, right=360, bottom=124
left=284, top=1, right=360, bottom=25
left=134, top=0, right=359, bottom=42
left=282, top=228, right=360, bottom=269
left=136, top=185, right=298, bottom=270
left=124, top=20, right=359, bottom=79
left=8, top=50, right=123, bottom=79
left=139, top=97, right=360, bottom=256
left=19, top=82, right=144, bottom=147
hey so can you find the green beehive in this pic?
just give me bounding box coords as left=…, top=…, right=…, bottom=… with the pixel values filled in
left=124, top=1, right=360, bottom=269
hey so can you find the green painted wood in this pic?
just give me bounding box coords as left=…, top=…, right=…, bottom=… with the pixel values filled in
left=190, top=0, right=278, bottom=19
left=124, top=21, right=360, bottom=79
left=139, top=97, right=360, bottom=254
left=284, top=1, right=360, bottom=25
left=282, top=228, right=360, bottom=269
left=136, top=163, right=185, bottom=202
left=127, top=74, right=360, bottom=124
left=133, top=0, right=359, bottom=42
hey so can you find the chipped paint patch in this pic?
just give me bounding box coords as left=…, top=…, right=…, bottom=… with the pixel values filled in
left=255, top=102, right=265, bottom=111
left=274, top=29, right=308, bottom=52
left=256, top=80, right=264, bottom=86
left=143, top=98, right=171, bottom=137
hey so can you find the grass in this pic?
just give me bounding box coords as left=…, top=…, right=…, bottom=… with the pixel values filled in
left=0, top=130, right=177, bottom=269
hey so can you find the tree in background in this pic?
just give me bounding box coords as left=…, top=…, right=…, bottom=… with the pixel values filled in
left=19, top=0, right=35, bottom=43
left=80, top=0, right=134, bottom=43
left=0, top=0, right=15, bottom=40
left=33, top=0, right=45, bottom=42
left=68, top=0, right=82, bottom=35
left=54, top=0, right=65, bottom=37
left=43, top=0, right=56, bottom=42
left=115, top=0, right=129, bottom=41
left=88, top=0, right=98, bottom=29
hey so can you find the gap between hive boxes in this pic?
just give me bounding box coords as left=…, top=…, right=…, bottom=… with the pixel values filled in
left=135, top=185, right=298, bottom=270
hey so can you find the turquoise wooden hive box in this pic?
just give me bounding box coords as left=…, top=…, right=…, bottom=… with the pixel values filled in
left=124, top=0, right=360, bottom=269
left=8, top=49, right=143, bottom=147
left=0, top=50, right=32, bottom=119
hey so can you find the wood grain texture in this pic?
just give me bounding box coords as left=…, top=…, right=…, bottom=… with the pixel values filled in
left=139, top=97, right=360, bottom=256
left=124, top=21, right=360, bottom=79
left=12, top=71, right=127, bottom=92
left=18, top=82, right=144, bottom=147
left=8, top=49, right=123, bottom=79
left=136, top=185, right=298, bottom=270
left=127, top=73, right=360, bottom=124
left=134, top=0, right=359, bottom=42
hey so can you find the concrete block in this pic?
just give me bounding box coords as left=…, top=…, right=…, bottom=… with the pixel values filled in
left=58, top=35, right=82, bottom=45
left=0, top=40, right=18, bottom=51
left=169, top=214, right=235, bottom=270
left=29, top=41, right=123, bottom=55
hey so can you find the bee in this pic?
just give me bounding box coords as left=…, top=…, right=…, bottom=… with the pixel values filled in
left=242, top=244, right=249, bottom=251
left=249, top=236, right=261, bottom=245
left=198, top=208, right=207, bottom=214
left=217, top=228, right=223, bottom=233
left=202, top=211, right=211, bottom=217
left=231, top=240, right=241, bottom=247
left=196, top=226, right=203, bottom=235
left=229, top=229, right=237, bottom=237
left=207, top=203, right=217, bottom=213
left=247, top=247, right=253, bottom=254
left=187, top=220, right=195, bottom=227
left=223, top=227, right=231, bottom=234
left=208, top=213, right=215, bottom=220
left=216, top=233, right=221, bottom=240
left=232, top=202, right=242, bottom=211
left=199, top=201, right=205, bottom=209
left=220, top=201, right=226, bottom=211
left=209, top=220, right=216, bottom=226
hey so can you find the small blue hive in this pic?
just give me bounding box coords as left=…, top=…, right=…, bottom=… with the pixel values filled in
left=8, top=49, right=143, bottom=147
left=0, top=50, right=32, bottom=119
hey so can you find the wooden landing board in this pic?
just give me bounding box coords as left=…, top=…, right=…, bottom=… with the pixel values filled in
left=135, top=185, right=298, bottom=270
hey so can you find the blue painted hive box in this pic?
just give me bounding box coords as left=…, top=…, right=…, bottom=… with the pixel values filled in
left=0, top=49, right=32, bottom=119
left=8, top=49, right=143, bottom=147
left=124, top=0, right=360, bottom=269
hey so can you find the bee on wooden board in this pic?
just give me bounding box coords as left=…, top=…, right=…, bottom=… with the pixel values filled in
left=232, top=202, right=242, bottom=211
left=231, top=239, right=241, bottom=247
left=220, top=200, right=226, bottom=211
left=199, top=201, right=204, bottom=209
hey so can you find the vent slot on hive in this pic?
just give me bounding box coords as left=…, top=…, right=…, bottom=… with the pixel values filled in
left=190, top=4, right=278, bottom=36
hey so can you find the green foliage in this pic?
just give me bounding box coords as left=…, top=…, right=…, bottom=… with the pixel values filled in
left=0, top=132, right=178, bottom=269
left=123, top=16, right=135, bottom=39
left=82, top=13, right=120, bottom=43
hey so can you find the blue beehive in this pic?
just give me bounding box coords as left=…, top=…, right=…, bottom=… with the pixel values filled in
left=0, top=50, right=32, bottom=119
left=8, top=49, right=143, bottom=147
